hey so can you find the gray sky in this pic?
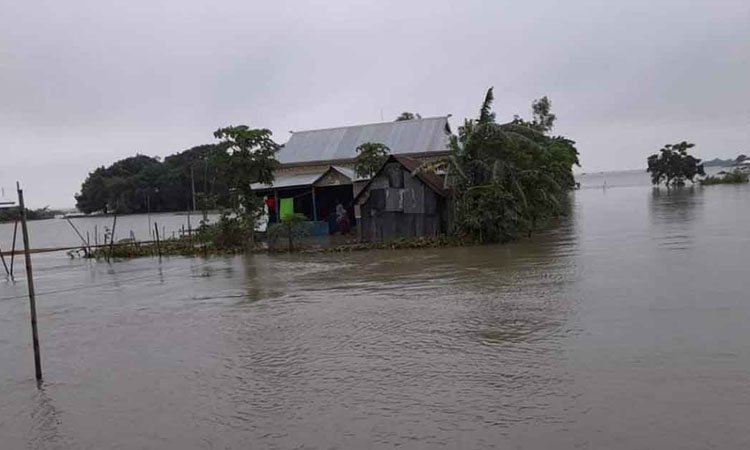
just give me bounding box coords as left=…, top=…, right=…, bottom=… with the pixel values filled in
left=1, top=0, right=749, bottom=208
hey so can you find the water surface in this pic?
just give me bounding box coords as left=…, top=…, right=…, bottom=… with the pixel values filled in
left=1, top=172, right=749, bottom=449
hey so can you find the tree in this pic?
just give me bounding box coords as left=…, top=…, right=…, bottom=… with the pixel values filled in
left=75, top=150, right=229, bottom=214
left=354, top=142, right=391, bottom=179
left=76, top=167, right=110, bottom=213
left=531, top=96, right=556, bottom=133
left=395, top=112, right=422, bottom=121
left=646, top=142, right=705, bottom=186
left=75, top=126, right=279, bottom=220
left=213, top=125, right=279, bottom=242
left=437, top=88, right=579, bottom=242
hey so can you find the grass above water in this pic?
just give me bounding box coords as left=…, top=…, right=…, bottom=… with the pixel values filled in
left=700, top=170, right=749, bottom=185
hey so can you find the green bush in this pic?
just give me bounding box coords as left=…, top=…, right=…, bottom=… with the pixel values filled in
left=194, top=211, right=255, bottom=249
left=700, top=170, right=749, bottom=185
left=267, top=213, right=313, bottom=251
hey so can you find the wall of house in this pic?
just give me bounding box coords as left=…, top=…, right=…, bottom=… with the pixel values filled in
left=358, top=162, right=444, bottom=241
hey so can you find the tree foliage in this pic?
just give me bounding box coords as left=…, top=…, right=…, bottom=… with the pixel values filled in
left=212, top=126, right=279, bottom=211
left=354, top=142, right=391, bottom=179
left=700, top=169, right=749, bottom=185
left=395, top=112, right=422, bottom=121
left=75, top=126, right=279, bottom=216
left=438, top=88, right=579, bottom=242
left=646, top=142, right=705, bottom=186
left=531, top=96, right=556, bottom=133
left=0, top=206, right=62, bottom=223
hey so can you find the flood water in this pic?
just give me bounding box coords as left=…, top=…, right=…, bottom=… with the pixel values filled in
left=1, top=170, right=749, bottom=449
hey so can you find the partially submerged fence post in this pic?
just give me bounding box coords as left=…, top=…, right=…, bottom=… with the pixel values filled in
left=108, top=214, right=117, bottom=260
left=0, top=241, right=9, bottom=277
left=154, top=222, right=162, bottom=257
left=17, top=182, right=42, bottom=382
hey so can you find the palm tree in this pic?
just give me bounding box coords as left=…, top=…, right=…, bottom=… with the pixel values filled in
left=425, top=88, right=579, bottom=242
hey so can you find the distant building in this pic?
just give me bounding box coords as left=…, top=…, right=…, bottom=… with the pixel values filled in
left=0, top=188, right=14, bottom=208
left=354, top=155, right=448, bottom=241
left=253, top=116, right=451, bottom=235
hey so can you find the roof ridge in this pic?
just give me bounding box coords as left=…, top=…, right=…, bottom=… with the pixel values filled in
left=288, top=116, right=450, bottom=136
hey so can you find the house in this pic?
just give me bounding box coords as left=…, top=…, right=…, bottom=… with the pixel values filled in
left=354, top=155, right=448, bottom=241
left=252, top=116, right=452, bottom=235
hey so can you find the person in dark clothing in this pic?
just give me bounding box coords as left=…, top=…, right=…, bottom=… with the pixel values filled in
left=336, top=201, right=350, bottom=235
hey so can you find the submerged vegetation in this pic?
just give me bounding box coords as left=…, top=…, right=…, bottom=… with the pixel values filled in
left=700, top=170, right=749, bottom=185
left=647, top=142, right=705, bottom=187
left=267, top=213, right=313, bottom=252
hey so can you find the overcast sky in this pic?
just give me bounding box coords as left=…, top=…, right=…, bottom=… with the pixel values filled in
left=1, top=0, right=749, bottom=208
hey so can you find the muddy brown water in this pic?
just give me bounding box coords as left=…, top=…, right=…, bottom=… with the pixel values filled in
left=1, top=171, right=749, bottom=449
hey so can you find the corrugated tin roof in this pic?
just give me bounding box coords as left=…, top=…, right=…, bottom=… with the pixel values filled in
left=251, top=165, right=362, bottom=190
left=353, top=155, right=448, bottom=203
left=251, top=172, right=322, bottom=190
left=330, top=166, right=361, bottom=181
left=278, top=116, right=451, bottom=164
left=393, top=155, right=448, bottom=197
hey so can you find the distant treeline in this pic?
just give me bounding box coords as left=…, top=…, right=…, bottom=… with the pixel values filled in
left=703, top=154, right=747, bottom=167
left=0, top=207, right=61, bottom=223
left=76, top=144, right=240, bottom=214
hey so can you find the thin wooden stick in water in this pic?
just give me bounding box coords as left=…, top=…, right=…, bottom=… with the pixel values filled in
left=109, top=214, right=118, bottom=259
left=10, top=220, right=18, bottom=278
left=66, top=217, right=91, bottom=256
left=154, top=222, right=162, bottom=257
left=0, top=242, right=10, bottom=277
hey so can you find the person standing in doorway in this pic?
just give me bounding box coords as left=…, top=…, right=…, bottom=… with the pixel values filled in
left=336, top=201, right=350, bottom=235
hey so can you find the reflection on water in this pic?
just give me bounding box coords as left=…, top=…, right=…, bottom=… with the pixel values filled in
left=28, top=386, right=72, bottom=450
left=649, top=187, right=704, bottom=251
left=1, top=172, right=750, bottom=449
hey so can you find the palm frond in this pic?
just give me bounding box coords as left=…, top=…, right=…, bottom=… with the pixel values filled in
left=478, top=87, right=496, bottom=124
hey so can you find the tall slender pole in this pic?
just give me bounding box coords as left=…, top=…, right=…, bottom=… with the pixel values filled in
left=203, top=158, right=208, bottom=223
left=17, top=183, right=42, bottom=382
left=191, top=166, right=197, bottom=212
left=10, top=219, right=18, bottom=279
left=147, top=194, right=152, bottom=239
left=311, top=187, right=318, bottom=221
left=108, top=214, right=117, bottom=260
left=154, top=222, right=162, bottom=258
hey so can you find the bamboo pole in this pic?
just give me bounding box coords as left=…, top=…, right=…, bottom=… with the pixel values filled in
left=108, top=214, right=117, bottom=260
left=0, top=241, right=9, bottom=277
left=65, top=217, right=91, bottom=256
left=10, top=220, right=18, bottom=278
left=17, top=183, right=42, bottom=382
left=154, top=222, right=162, bottom=257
